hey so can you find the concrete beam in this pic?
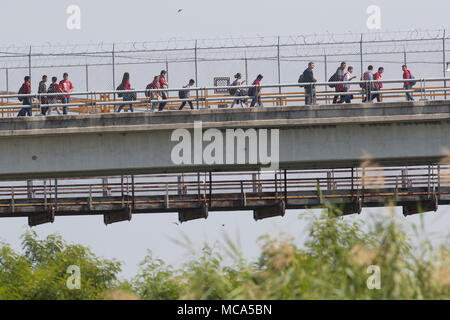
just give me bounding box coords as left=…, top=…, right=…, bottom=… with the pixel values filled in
left=0, top=102, right=449, bottom=180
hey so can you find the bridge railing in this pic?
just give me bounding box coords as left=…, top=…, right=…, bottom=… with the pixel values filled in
left=0, top=166, right=448, bottom=202
left=0, top=77, right=450, bottom=116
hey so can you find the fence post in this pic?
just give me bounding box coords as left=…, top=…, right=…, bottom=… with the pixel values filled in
left=165, top=57, right=169, bottom=84
left=5, top=67, right=8, bottom=103
left=244, top=52, right=248, bottom=84
left=277, top=36, right=282, bottom=106
left=443, top=29, right=447, bottom=100
left=194, top=40, right=199, bottom=109
left=360, top=33, right=363, bottom=79
left=28, top=46, right=32, bottom=79
left=112, top=43, right=116, bottom=103
left=324, top=50, right=328, bottom=104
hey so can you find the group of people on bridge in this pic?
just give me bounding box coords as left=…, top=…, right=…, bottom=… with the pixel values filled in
left=14, top=62, right=416, bottom=117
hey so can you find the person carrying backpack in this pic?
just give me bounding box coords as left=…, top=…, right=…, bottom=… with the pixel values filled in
left=332, top=62, right=346, bottom=104
left=302, top=62, right=318, bottom=105
left=178, top=79, right=195, bottom=110
left=371, top=67, right=384, bottom=102
left=116, top=72, right=135, bottom=113
left=361, top=65, right=374, bottom=102
left=230, top=73, right=248, bottom=108
left=338, top=66, right=356, bottom=104
left=147, top=76, right=162, bottom=111
left=46, top=77, right=61, bottom=115
left=158, top=70, right=169, bottom=111
left=17, top=76, right=32, bottom=117
left=38, top=75, right=48, bottom=115
left=402, top=65, right=415, bottom=101
left=248, top=74, right=263, bottom=107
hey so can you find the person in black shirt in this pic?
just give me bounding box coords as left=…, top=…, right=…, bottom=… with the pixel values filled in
left=302, top=62, right=318, bottom=105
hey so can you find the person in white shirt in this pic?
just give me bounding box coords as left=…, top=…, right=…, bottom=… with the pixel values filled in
left=338, top=66, right=356, bottom=103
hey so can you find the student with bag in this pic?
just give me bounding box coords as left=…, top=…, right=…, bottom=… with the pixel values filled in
left=178, top=79, right=196, bottom=110
left=17, top=76, right=32, bottom=117
left=302, top=62, right=318, bottom=105
left=46, top=77, right=61, bottom=115
left=158, top=70, right=169, bottom=111
left=248, top=74, right=263, bottom=107
left=116, top=72, right=135, bottom=112
left=230, top=73, right=248, bottom=108
left=402, top=65, right=415, bottom=101
left=338, top=66, right=356, bottom=103
left=147, top=76, right=162, bottom=111
left=38, top=75, right=48, bottom=115
left=332, top=62, right=346, bottom=104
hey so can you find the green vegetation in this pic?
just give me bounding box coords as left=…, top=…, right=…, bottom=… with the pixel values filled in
left=0, top=206, right=449, bottom=300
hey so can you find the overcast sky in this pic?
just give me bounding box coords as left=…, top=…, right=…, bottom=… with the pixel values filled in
left=0, top=0, right=449, bottom=279
left=0, top=1, right=449, bottom=43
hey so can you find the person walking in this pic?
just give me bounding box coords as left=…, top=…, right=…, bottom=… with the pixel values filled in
left=46, top=77, right=61, bottom=115
left=158, top=70, right=169, bottom=111
left=116, top=72, right=134, bottom=112
left=178, top=79, right=195, bottom=110
left=38, top=75, right=48, bottom=115
left=361, top=65, right=374, bottom=102
left=230, top=72, right=248, bottom=108
left=17, top=76, right=32, bottom=117
left=302, top=62, right=318, bottom=105
left=59, top=72, right=74, bottom=115
left=371, top=67, right=384, bottom=102
left=333, top=62, right=346, bottom=104
left=402, top=65, right=415, bottom=101
left=147, top=76, right=162, bottom=111
left=338, top=66, right=356, bottom=103
left=248, top=74, right=263, bottom=107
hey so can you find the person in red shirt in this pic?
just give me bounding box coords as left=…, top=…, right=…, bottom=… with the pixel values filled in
left=249, top=74, right=263, bottom=107
left=17, top=76, right=32, bottom=117
left=59, top=72, right=74, bottom=114
left=371, top=67, right=384, bottom=102
left=158, top=70, right=168, bottom=111
left=402, top=65, right=414, bottom=101
left=117, top=72, right=134, bottom=112
left=148, top=75, right=162, bottom=111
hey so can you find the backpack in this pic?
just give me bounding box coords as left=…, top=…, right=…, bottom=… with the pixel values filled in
left=229, top=79, right=238, bottom=95
left=179, top=85, right=188, bottom=99
left=408, top=72, right=417, bottom=87
left=145, top=83, right=153, bottom=98
left=116, top=83, right=124, bottom=98
left=298, top=74, right=305, bottom=88
left=328, top=72, right=339, bottom=88
left=47, top=83, right=57, bottom=94
left=360, top=72, right=369, bottom=89
left=18, top=83, right=25, bottom=102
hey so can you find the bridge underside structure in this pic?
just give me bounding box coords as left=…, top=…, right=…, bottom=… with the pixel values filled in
left=0, top=100, right=449, bottom=180
left=0, top=166, right=448, bottom=226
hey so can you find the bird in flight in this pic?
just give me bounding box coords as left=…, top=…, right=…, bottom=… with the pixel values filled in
left=177, top=9, right=183, bottom=13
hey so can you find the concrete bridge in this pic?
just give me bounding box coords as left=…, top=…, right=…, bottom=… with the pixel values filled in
left=0, top=100, right=449, bottom=180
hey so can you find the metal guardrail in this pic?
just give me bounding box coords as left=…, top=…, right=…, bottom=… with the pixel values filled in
left=1, top=77, right=450, bottom=115
left=1, top=166, right=447, bottom=200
